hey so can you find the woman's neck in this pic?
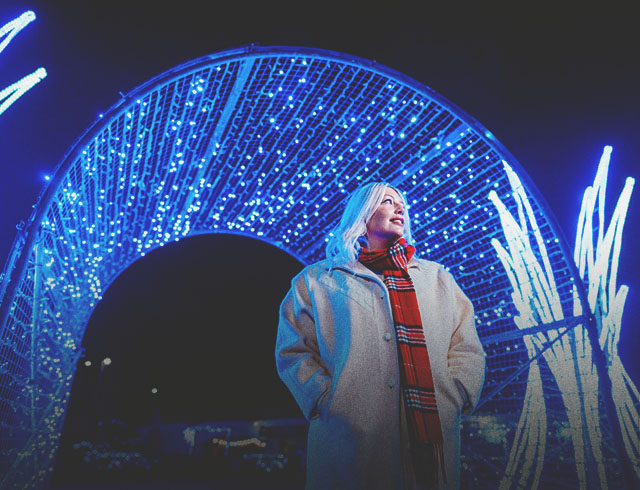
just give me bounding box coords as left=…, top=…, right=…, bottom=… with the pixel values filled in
left=365, top=235, right=399, bottom=251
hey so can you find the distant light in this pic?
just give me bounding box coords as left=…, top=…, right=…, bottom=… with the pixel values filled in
left=84, top=360, right=91, bottom=367
left=44, top=174, right=51, bottom=181
left=151, top=387, right=158, bottom=394
left=102, top=357, right=111, bottom=366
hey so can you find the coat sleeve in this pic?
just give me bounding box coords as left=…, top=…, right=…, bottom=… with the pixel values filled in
left=275, top=271, right=332, bottom=420
left=445, top=270, right=486, bottom=415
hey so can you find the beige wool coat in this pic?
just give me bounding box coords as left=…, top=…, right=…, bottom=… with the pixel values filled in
left=275, top=256, right=485, bottom=490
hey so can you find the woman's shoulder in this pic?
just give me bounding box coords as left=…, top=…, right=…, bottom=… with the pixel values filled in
left=409, top=256, right=445, bottom=273
left=409, top=257, right=457, bottom=285
left=289, top=258, right=334, bottom=284
left=294, top=257, right=371, bottom=285
left=301, top=258, right=334, bottom=273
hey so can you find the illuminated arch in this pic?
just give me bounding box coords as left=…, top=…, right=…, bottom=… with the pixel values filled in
left=0, top=46, right=624, bottom=488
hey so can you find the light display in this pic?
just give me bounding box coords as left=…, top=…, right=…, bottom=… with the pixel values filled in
left=489, top=147, right=640, bottom=488
left=0, top=11, right=46, bottom=116
left=489, top=149, right=637, bottom=488
left=0, top=46, right=634, bottom=488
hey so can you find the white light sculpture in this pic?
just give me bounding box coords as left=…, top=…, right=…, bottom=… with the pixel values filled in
left=0, top=10, right=35, bottom=53
left=490, top=147, right=636, bottom=489
left=573, top=147, right=638, bottom=478
left=0, top=11, right=47, bottom=116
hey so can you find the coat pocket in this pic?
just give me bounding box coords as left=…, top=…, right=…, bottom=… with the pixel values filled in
left=446, top=373, right=470, bottom=414
left=310, top=385, right=332, bottom=420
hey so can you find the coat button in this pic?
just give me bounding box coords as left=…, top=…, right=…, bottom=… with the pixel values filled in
left=383, top=333, right=392, bottom=341
left=388, top=380, right=395, bottom=388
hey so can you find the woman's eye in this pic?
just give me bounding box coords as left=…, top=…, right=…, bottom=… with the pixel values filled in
left=382, top=198, right=392, bottom=204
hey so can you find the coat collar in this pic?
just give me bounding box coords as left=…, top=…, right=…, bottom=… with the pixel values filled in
left=324, top=255, right=422, bottom=288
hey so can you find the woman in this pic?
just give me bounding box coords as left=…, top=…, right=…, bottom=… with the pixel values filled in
left=275, top=182, right=485, bottom=489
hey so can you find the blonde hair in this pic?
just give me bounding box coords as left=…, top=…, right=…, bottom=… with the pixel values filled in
left=325, top=182, right=412, bottom=263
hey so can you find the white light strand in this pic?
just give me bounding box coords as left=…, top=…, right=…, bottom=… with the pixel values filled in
left=572, top=146, right=639, bottom=478
left=490, top=160, right=612, bottom=489
left=0, top=10, right=34, bottom=54
left=0, top=67, right=47, bottom=117
left=0, top=11, right=46, bottom=116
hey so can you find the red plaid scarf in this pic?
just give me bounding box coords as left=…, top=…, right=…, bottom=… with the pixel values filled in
left=359, top=238, right=446, bottom=484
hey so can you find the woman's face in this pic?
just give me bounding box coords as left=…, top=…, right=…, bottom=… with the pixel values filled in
left=365, top=187, right=405, bottom=250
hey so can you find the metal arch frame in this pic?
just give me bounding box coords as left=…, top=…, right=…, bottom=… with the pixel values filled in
left=0, top=44, right=632, bottom=487
left=0, top=44, right=582, bottom=326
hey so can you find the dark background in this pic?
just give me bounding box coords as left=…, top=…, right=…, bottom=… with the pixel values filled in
left=0, top=0, right=638, bottom=430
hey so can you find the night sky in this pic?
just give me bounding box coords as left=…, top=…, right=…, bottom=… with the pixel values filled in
left=1, top=1, right=639, bottom=431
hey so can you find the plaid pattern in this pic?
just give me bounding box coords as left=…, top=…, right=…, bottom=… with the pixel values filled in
left=360, top=238, right=445, bottom=483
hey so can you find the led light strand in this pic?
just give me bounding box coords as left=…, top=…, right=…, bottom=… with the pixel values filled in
left=490, top=149, right=636, bottom=489
left=491, top=164, right=598, bottom=489
left=0, top=11, right=46, bottom=116
left=572, top=146, right=638, bottom=478
left=0, top=10, right=35, bottom=53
